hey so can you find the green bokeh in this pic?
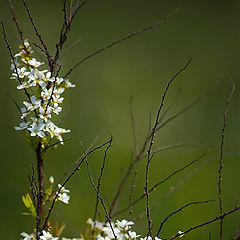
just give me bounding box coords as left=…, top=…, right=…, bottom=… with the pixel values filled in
left=1, top=0, right=240, bottom=239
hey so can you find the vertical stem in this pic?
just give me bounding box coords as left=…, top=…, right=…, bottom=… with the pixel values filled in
left=36, top=142, right=44, bottom=238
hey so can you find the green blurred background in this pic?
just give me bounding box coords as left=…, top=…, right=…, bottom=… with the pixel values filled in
left=1, top=0, right=240, bottom=239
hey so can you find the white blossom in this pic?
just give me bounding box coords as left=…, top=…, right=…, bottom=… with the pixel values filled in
left=57, top=192, right=70, bottom=204
left=40, top=230, right=58, bottom=240
left=177, top=231, right=184, bottom=238
left=65, top=79, right=76, bottom=88
left=27, top=118, right=45, bottom=138
left=28, top=58, right=43, bottom=68
left=49, top=176, right=54, bottom=184
left=20, top=232, right=35, bottom=240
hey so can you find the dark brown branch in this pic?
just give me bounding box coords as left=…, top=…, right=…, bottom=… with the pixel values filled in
left=134, top=158, right=210, bottom=221
left=158, top=86, right=182, bottom=123
left=93, top=137, right=113, bottom=222
left=156, top=77, right=222, bottom=133
left=41, top=138, right=112, bottom=232
left=54, top=0, right=87, bottom=64
left=22, top=0, right=54, bottom=71
left=1, top=22, right=37, bottom=117
left=40, top=138, right=72, bottom=154
left=63, top=6, right=182, bottom=78
left=7, top=0, right=24, bottom=42
left=169, top=205, right=240, bottom=239
left=36, top=142, right=44, bottom=240
left=109, top=58, right=192, bottom=218
left=112, top=149, right=207, bottom=218
left=156, top=200, right=215, bottom=237
left=144, top=58, right=192, bottom=237
left=218, top=76, right=235, bottom=240
left=58, top=120, right=111, bottom=184
left=84, top=141, right=117, bottom=240
left=29, top=159, right=38, bottom=208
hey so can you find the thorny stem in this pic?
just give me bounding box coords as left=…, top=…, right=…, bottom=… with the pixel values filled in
left=84, top=141, right=117, bottom=240
left=36, top=142, right=44, bottom=239
left=41, top=138, right=112, bottom=232
left=144, top=58, right=192, bottom=237
left=169, top=205, right=240, bottom=239
left=109, top=59, right=193, bottom=218
left=156, top=200, right=215, bottom=237
left=218, top=76, right=235, bottom=240
left=93, top=137, right=113, bottom=222
left=112, top=150, right=208, bottom=218
left=134, top=158, right=211, bottom=222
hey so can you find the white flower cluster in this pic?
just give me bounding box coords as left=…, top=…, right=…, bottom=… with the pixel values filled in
left=12, top=40, right=75, bottom=144
left=87, top=218, right=141, bottom=240
left=20, top=219, right=184, bottom=240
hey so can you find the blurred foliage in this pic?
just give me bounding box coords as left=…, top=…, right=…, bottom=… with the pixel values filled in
left=1, top=0, right=240, bottom=239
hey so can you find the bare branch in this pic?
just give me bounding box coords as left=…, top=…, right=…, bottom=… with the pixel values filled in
left=113, top=150, right=207, bottom=218
left=93, top=137, right=113, bottom=222
left=64, top=6, right=182, bottom=78
left=58, top=120, right=111, bottom=184
left=22, top=0, right=54, bottom=71
left=109, top=59, right=192, bottom=218
left=156, top=200, right=215, bottom=237
left=134, top=158, right=210, bottom=221
left=169, top=205, right=240, bottom=239
left=218, top=76, right=235, bottom=240
left=84, top=139, right=117, bottom=240
left=41, top=138, right=112, bottom=232
left=144, top=58, right=192, bottom=236
left=156, top=77, right=223, bottom=132
left=7, top=0, right=24, bottom=42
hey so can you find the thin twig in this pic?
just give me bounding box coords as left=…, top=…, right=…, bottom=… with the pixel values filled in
left=84, top=142, right=117, bottom=240
left=169, top=205, right=240, bottom=239
left=159, top=86, right=182, bottom=123
left=218, top=76, right=235, bottom=240
left=58, top=120, right=111, bottom=184
left=144, top=58, right=192, bottom=236
left=22, top=0, right=54, bottom=71
left=134, top=158, right=210, bottom=221
left=113, top=149, right=207, bottom=218
left=156, top=77, right=223, bottom=133
left=41, top=138, right=112, bottom=232
left=156, top=200, right=215, bottom=237
left=64, top=6, right=182, bottom=78
left=40, top=138, right=72, bottom=154
left=109, top=59, right=192, bottom=218
left=93, top=136, right=113, bottom=222
left=7, top=0, right=24, bottom=42
left=1, top=22, right=35, bottom=109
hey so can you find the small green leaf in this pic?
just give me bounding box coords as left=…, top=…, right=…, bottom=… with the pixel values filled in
left=22, top=193, right=37, bottom=217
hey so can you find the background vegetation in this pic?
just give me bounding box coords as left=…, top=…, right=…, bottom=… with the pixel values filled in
left=1, top=0, right=240, bottom=239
